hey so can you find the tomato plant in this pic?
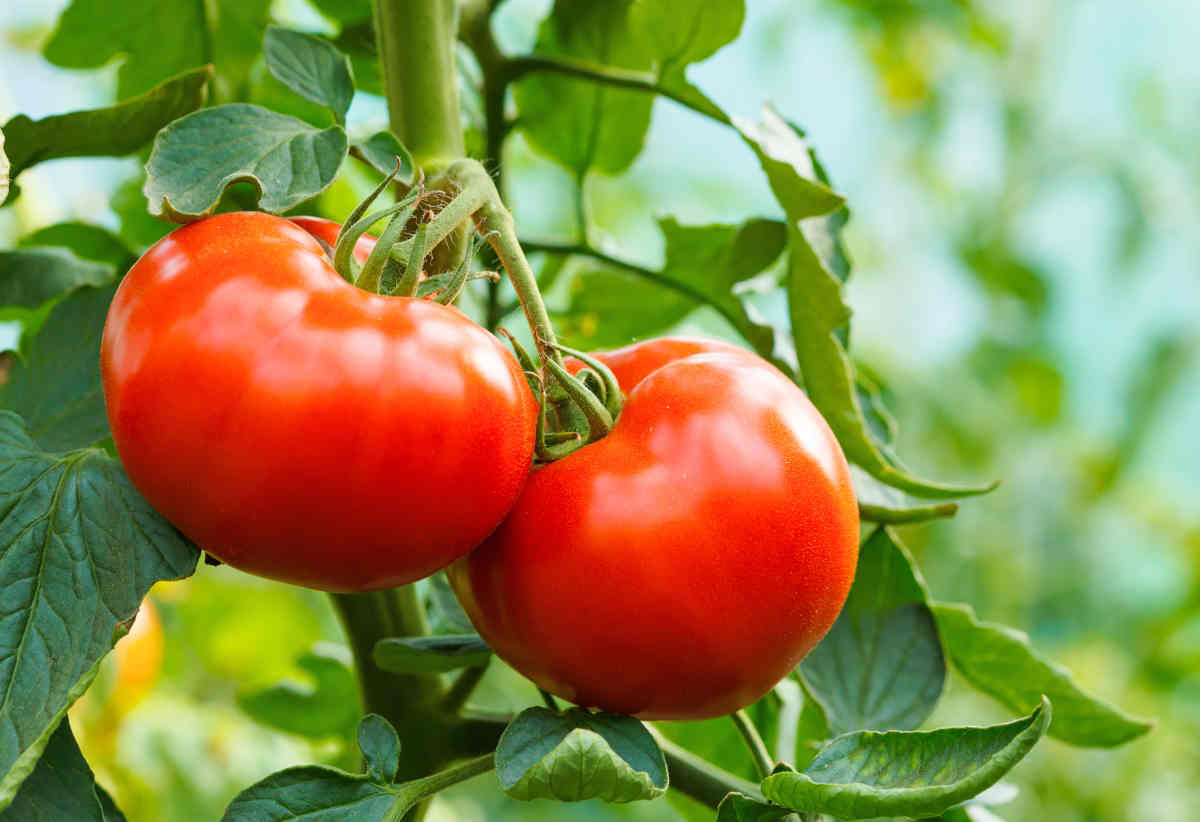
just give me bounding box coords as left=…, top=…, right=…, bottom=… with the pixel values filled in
left=450, top=338, right=859, bottom=719
left=0, top=1, right=1154, bottom=821
left=102, top=211, right=537, bottom=591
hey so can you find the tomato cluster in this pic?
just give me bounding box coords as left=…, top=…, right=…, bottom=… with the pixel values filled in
left=102, top=215, right=857, bottom=717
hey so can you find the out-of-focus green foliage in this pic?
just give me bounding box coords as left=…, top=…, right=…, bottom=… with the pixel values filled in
left=2, top=0, right=1196, bottom=818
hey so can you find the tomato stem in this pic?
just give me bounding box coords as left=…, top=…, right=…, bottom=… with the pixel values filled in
left=731, top=709, right=776, bottom=779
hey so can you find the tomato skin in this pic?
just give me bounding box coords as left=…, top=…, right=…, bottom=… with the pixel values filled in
left=449, top=337, right=859, bottom=719
left=102, top=212, right=537, bottom=592
left=288, top=216, right=376, bottom=263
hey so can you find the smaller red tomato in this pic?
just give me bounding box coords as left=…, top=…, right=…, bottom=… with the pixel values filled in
left=289, top=216, right=376, bottom=263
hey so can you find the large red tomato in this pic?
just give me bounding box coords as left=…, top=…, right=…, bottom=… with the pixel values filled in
left=102, top=211, right=537, bottom=592
left=449, top=337, right=859, bottom=719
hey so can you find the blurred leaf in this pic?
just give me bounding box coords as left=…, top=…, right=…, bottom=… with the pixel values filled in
left=759, top=699, right=1050, bottom=819
left=264, top=26, right=354, bottom=124
left=43, top=0, right=268, bottom=101
left=959, top=233, right=1048, bottom=316
left=143, top=104, right=347, bottom=220
left=801, top=528, right=944, bottom=734
left=0, top=248, right=113, bottom=314
left=330, top=23, right=382, bottom=98
left=855, top=466, right=959, bottom=524
left=309, top=0, right=372, bottom=26
left=424, top=571, right=474, bottom=634
left=715, top=792, right=789, bottom=822
left=738, top=107, right=995, bottom=500
left=932, top=603, right=1153, bottom=747
left=350, top=132, right=415, bottom=182
left=373, top=635, right=491, bottom=675
left=1, top=67, right=210, bottom=179
left=496, top=707, right=667, bottom=802
left=112, top=176, right=173, bottom=251
left=18, top=225, right=135, bottom=271
left=2, top=720, right=124, bottom=821
left=0, top=284, right=116, bottom=451
left=0, top=410, right=199, bottom=806
left=238, top=645, right=360, bottom=740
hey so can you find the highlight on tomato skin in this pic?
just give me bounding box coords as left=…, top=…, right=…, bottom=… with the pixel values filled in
left=449, top=336, right=860, bottom=720
left=100, top=211, right=538, bottom=593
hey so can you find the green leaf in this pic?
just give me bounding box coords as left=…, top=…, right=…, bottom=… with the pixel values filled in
left=0, top=411, right=199, bottom=807
left=0, top=249, right=113, bottom=315
left=44, top=0, right=267, bottom=101
left=143, top=104, right=348, bottom=220
left=1, top=67, right=211, bottom=179
left=801, top=528, right=944, bottom=735
left=760, top=699, right=1051, bottom=820
left=18, top=225, right=135, bottom=272
left=357, top=714, right=400, bottom=784
left=496, top=707, right=667, bottom=803
left=238, top=646, right=361, bottom=740
left=350, top=132, right=415, bottom=182
left=2, top=720, right=124, bottom=821
left=715, top=792, right=789, bottom=822
left=264, top=26, right=355, bottom=124
left=932, top=603, right=1153, bottom=747
left=854, top=466, right=959, bottom=524
left=373, top=634, right=491, bottom=675
left=737, top=107, right=995, bottom=500
left=310, top=0, right=372, bottom=26
left=423, top=571, right=474, bottom=634
left=0, top=284, right=116, bottom=452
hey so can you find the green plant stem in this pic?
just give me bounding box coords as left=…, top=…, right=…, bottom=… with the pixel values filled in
left=731, top=710, right=775, bottom=779
left=441, top=664, right=490, bottom=714
left=502, top=55, right=732, bottom=126
left=403, top=753, right=495, bottom=804
left=374, top=0, right=464, bottom=172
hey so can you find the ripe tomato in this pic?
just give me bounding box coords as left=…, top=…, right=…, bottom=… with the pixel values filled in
left=102, top=212, right=537, bottom=592
left=449, top=337, right=859, bottom=719
left=288, top=215, right=376, bottom=263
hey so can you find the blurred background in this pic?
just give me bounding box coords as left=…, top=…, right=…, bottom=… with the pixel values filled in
left=2, top=0, right=1198, bottom=819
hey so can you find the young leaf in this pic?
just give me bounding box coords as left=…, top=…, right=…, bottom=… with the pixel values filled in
left=737, top=107, right=995, bottom=501
left=0, top=411, right=199, bottom=807
left=1, top=66, right=211, bottom=179
left=264, top=26, right=355, bottom=124
left=0, top=249, right=113, bottom=314
left=373, top=634, right=492, bottom=675
left=3, top=720, right=124, bottom=822
left=932, top=603, right=1152, bottom=747
left=144, top=104, right=348, bottom=220
left=350, top=131, right=415, bottom=182
left=238, top=646, right=361, bottom=740
left=715, top=792, right=789, bottom=822
left=0, top=284, right=116, bottom=452
left=760, top=699, right=1051, bottom=820
left=800, top=528, right=944, bottom=735
left=19, top=225, right=136, bottom=272
left=357, top=714, right=401, bottom=784
left=44, top=0, right=267, bottom=101
left=496, top=707, right=667, bottom=803
left=855, top=466, right=959, bottom=524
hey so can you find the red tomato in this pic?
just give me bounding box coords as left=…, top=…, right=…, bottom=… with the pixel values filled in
left=288, top=216, right=376, bottom=263
left=449, top=337, right=859, bottom=719
left=102, top=212, right=537, bottom=592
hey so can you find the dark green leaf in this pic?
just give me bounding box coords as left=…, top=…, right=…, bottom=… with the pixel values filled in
left=0, top=411, right=199, bottom=805
left=238, top=646, right=361, bottom=740
left=1, top=67, right=211, bottom=179
left=715, top=792, right=789, bottom=822
left=932, top=603, right=1152, bottom=747
left=0, top=284, right=116, bottom=452
left=143, top=104, right=348, bottom=220
left=373, top=634, right=491, bottom=675
left=44, top=0, right=267, bottom=101
left=855, top=467, right=960, bottom=524
left=737, top=107, right=995, bottom=500
left=2, top=720, right=122, bottom=821
left=0, top=249, right=113, bottom=314
left=264, top=26, right=354, bottom=123
left=18, top=225, right=135, bottom=272
left=357, top=715, right=400, bottom=784
left=801, top=528, right=944, bottom=735
left=760, top=700, right=1051, bottom=820
left=220, top=767, right=396, bottom=821
left=350, top=132, right=415, bottom=182
left=496, top=707, right=667, bottom=802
